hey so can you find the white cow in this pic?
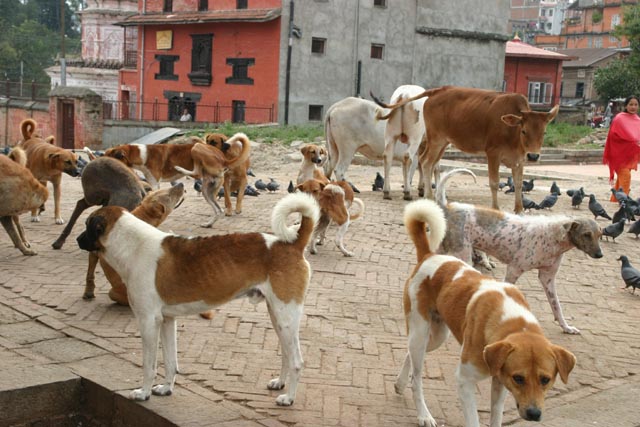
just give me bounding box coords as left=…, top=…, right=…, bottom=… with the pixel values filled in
left=324, top=97, right=419, bottom=186
left=375, top=85, right=427, bottom=200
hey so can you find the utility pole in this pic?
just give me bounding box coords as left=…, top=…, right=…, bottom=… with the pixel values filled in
left=60, top=0, right=66, bottom=86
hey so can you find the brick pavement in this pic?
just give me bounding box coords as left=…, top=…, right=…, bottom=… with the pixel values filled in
left=1, top=149, right=640, bottom=426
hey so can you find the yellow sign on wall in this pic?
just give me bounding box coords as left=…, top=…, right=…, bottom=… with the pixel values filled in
left=156, top=30, right=173, bottom=50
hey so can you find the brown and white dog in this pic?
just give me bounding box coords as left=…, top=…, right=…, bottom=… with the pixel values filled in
left=76, top=192, right=320, bottom=405
left=205, top=132, right=252, bottom=216
left=436, top=168, right=603, bottom=334
left=104, top=137, right=204, bottom=189
left=296, top=179, right=364, bottom=257
left=175, top=133, right=251, bottom=227
left=18, top=119, right=80, bottom=224
left=0, top=147, right=49, bottom=255
left=296, top=144, right=329, bottom=185
left=398, top=199, right=576, bottom=427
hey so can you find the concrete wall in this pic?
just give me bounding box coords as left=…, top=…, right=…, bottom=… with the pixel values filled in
left=278, top=0, right=509, bottom=125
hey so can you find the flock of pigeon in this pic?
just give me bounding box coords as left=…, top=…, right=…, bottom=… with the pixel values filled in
left=497, top=174, right=640, bottom=295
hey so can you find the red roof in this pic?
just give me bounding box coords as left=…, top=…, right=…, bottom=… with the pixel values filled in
left=506, top=39, right=569, bottom=60
left=117, top=8, right=281, bottom=26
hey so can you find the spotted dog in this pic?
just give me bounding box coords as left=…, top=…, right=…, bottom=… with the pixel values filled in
left=436, top=168, right=603, bottom=334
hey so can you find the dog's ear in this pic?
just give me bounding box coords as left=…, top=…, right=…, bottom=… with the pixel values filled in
left=148, top=202, right=167, bottom=219
left=483, top=341, right=514, bottom=377
left=87, top=215, right=107, bottom=239
left=296, top=184, right=305, bottom=192
left=48, top=153, right=60, bottom=160
left=300, top=145, right=310, bottom=155
left=111, top=149, right=128, bottom=162
left=551, top=345, right=576, bottom=384
left=319, top=147, right=327, bottom=156
left=45, top=135, right=55, bottom=144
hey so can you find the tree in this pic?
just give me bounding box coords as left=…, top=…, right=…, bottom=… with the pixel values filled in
left=593, top=4, right=640, bottom=101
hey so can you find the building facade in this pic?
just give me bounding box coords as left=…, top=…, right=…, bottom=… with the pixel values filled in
left=116, top=0, right=510, bottom=125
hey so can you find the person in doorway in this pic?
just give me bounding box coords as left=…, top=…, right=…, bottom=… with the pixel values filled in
left=603, top=95, right=640, bottom=201
left=180, top=108, right=192, bottom=122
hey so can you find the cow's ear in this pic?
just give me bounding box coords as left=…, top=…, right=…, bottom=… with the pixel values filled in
left=501, top=114, right=522, bottom=127
left=547, top=105, right=560, bottom=122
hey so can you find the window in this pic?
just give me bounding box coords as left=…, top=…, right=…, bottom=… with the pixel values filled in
left=528, top=81, right=553, bottom=105
left=237, top=0, right=247, bottom=9
left=155, top=55, right=179, bottom=80
left=594, top=36, right=602, bottom=48
left=198, top=0, right=208, bottom=11
left=226, top=58, right=255, bottom=85
left=163, top=0, right=172, bottom=12
left=575, top=82, right=585, bottom=98
left=612, top=14, right=621, bottom=28
left=232, top=100, right=245, bottom=123
left=124, top=27, right=138, bottom=68
left=374, top=0, right=386, bottom=7
left=309, top=105, right=323, bottom=121
left=188, top=34, right=213, bottom=86
left=540, top=9, right=545, bottom=16
left=311, top=38, right=326, bottom=54
left=371, top=44, right=384, bottom=59
left=549, top=9, right=553, bottom=17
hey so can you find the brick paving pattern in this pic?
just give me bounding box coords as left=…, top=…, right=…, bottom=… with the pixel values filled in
left=1, top=147, right=640, bottom=426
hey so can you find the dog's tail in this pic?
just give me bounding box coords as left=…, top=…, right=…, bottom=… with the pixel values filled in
left=370, top=86, right=447, bottom=113
left=44, top=135, right=55, bottom=144
left=272, top=192, right=320, bottom=252
left=224, top=132, right=251, bottom=169
left=174, top=165, right=199, bottom=177
left=404, top=199, right=447, bottom=262
left=8, top=147, right=27, bottom=167
left=435, top=168, right=477, bottom=207
left=349, top=198, right=365, bottom=221
left=20, top=118, right=37, bottom=140
left=83, top=146, right=97, bottom=161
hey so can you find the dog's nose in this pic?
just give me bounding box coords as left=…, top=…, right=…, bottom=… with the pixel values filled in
left=525, top=407, right=541, bottom=421
left=593, top=250, right=603, bottom=259
left=527, top=153, right=540, bottom=162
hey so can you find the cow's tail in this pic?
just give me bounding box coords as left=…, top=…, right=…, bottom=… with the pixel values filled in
left=404, top=199, right=446, bottom=262
left=324, top=113, right=337, bottom=179
left=20, top=118, right=37, bottom=140
left=435, top=168, right=477, bottom=207
left=224, top=132, right=251, bottom=169
left=8, top=147, right=27, bottom=167
left=370, top=87, right=447, bottom=112
left=271, top=192, right=320, bottom=252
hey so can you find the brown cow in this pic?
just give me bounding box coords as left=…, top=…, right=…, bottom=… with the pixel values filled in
left=374, top=86, right=558, bottom=213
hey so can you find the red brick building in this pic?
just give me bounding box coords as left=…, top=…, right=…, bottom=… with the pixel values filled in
left=504, top=37, right=568, bottom=108
left=117, top=0, right=282, bottom=123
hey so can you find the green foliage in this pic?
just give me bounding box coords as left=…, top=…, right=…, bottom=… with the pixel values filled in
left=192, top=123, right=325, bottom=146
left=592, top=10, right=603, bottom=24
left=543, top=122, right=594, bottom=147
left=594, top=59, right=640, bottom=101
left=0, top=0, right=81, bottom=83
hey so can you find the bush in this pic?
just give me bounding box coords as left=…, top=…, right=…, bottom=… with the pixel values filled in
left=191, top=123, right=324, bottom=146
left=544, top=122, right=594, bottom=147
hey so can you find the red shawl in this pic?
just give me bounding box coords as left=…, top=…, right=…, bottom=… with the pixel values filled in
left=603, top=112, right=640, bottom=180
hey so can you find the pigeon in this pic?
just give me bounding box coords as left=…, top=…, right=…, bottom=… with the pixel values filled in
left=522, top=196, right=538, bottom=211
left=566, top=187, right=585, bottom=197
left=550, top=181, right=561, bottom=195
left=612, top=187, right=629, bottom=203
left=348, top=181, right=360, bottom=193
left=498, top=176, right=514, bottom=190
left=1, top=146, right=11, bottom=156
left=601, top=220, right=625, bottom=242
left=194, top=179, right=203, bottom=193
left=522, top=178, right=535, bottom=193
left=588, top=194, right=612, bottom=220
left=217, top=186, right=225, bottom=199
left=627, top=219, right=640, bottom=238
left=571, top=191, right=584, bottom=209
left=244, top=185, right=259, bottom=197
left=255, top=179, right=268, bottom=191
left=618, top=256, right=640, bottom=294
left=266, top=178, right=280, bottom=192
left=612, top=202, right=628, bottom=224
left=76, top=156, right=89, bottom=174
left=247, top=168, right=256, bottom=177
left=287, top=180, right=295, bottom=193
left=372, top=172, right=384, bottom=191
left=535, top=193, right=558, bottom=210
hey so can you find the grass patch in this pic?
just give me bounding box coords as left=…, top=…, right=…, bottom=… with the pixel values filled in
left=544, top=122, right=594, bottom=147
left=187, top=123, right=324, bottom=146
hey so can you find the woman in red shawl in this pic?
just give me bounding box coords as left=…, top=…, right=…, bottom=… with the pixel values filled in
left=603, top=95, right=640, bottom=202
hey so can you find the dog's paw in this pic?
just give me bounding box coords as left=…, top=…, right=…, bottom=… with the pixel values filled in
left=562, top=325, right=581, bottom=335
left=128, top=388, right=151, bottom=401
left=224, top=210, right=232, bottom=216
left=267, top=378, right=285, bottom=390
left=394, top=380, right=406, bottom=394
left=82, top=291, right=95, bottom=300
left=151, top=384, right=173, bottom=396
left=31, top=216, right=41, bottom=223
left=55, top=218, right=65, bottom=225
left=418, top=415, right=438, bottom=427
left=342, top=250, right=354, bottom=257
left=275, top=393, right=294, bottom=406
left=20, top=248, right=37, bottom=256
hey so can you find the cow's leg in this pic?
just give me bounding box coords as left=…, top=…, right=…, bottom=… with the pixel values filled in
left=420, top=142, right=446, bottom=200
left=333, top=146, right=357, bottom=182
left=382, top=136, right=396, bottom=200
left=511, top=163, right=525, bottom=214
left=487, top=155, right=502, bottom=211
left=403, top=141, right=421, bottom=201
